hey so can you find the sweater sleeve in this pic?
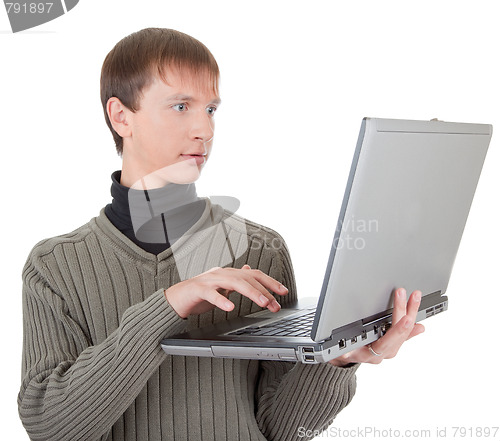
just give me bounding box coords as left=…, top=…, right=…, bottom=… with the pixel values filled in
left=17, top=262, right=187, bottom=441
left=254, top=234, right=360, bottom=441
left=255, top=360, right=359, bottom=440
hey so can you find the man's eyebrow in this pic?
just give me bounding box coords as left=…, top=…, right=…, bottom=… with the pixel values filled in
left=163, top=94, right=221, bottom=105
left=163, top=94, right=193, bottom=102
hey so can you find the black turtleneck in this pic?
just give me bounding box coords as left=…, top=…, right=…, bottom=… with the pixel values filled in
left=104, top=170, right=206, bottom=255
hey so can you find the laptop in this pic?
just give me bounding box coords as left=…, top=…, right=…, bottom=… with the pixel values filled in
left=161, top=117, right=492, bottom=364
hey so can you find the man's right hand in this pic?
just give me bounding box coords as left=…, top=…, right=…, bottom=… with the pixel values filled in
left=164, top=265, right=289, bottom=319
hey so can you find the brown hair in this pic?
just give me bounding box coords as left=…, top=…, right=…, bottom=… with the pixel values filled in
left=100, top=28, right=220, bottom=156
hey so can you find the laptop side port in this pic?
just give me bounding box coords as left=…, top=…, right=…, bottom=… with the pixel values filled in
left=301, top=347, right=314, bottom=353
left=381, top=323, right=391, bottom=335
left=351, top=336, right=357, bottom=344
left=373, top=325, right=379, bottom=335
left=361, top=330, right=367, bottom=340
left=434, top=303, right=444, bottom=314
left=339, top=338, right=346, bottom=349
left=304, top=355, right=315, bottom=363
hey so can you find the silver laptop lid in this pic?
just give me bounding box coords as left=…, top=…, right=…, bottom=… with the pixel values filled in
left=311, top=117, right=492, bottom=342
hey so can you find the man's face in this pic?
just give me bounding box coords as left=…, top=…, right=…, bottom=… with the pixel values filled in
left=124, top=68, right=220, bottom=187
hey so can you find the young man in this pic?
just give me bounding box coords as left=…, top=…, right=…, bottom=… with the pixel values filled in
left=17, top=28, right=424, bottom=441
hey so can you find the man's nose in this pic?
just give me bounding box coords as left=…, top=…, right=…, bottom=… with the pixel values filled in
left=189, top=110, right=214, bottom=143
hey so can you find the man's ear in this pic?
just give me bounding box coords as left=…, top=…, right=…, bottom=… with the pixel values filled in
left=107, top=97, right=132, bottom=138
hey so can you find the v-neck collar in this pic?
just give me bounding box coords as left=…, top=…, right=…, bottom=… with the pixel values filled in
left=92, top=198, right=223, bottom=266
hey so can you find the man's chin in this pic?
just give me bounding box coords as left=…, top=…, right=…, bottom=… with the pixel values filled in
left=168, top=159, right=204, bottom=184
left=131, top=160, right=204, bottom=189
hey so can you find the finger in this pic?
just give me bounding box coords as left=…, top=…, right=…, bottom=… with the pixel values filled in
left=342, top=346, right=384, bottom=365
left=203, top=268, right=283, bottom=311
left=244, top=269, right=289, bottom=296
left=365, top=345, right=385, bottom=364
left=330, top=351, right=356, bottom=366
left=216, top=277, right=280, bottom=311
left=367, top=320, right=424, bottom=361
left=392, top=291, right=422, bottom=338
left=406, top=290, right=422, bottom=321
left=372, top=314, right=413, bottom=356
left=242, top=275, right=281, bottom=311
left=207, top=289, right=234, bottom=312
left=392, top=288, right=407, bottom=325
left=241, top=264, right=251, bottom=270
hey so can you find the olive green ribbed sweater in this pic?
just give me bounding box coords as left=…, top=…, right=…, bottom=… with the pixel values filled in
left=17, top=200, right=359, bottom=441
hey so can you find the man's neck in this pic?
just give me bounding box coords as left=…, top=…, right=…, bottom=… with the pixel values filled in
left=120, top=157, right=168, bottom=189
left=104, top=170, right=205, bottom=254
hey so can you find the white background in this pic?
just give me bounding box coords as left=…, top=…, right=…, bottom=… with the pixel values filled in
left=1, top=1, right=499, bottom=440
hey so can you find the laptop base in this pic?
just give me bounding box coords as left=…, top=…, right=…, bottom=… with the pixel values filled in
left=161, top=292, right=448, bottom=364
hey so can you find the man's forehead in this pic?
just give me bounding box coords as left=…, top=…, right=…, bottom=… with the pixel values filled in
left=153, top=66, right=220, bottom=101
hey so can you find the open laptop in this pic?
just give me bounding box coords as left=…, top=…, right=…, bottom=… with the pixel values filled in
left=161, top=117, right=492, bottom=364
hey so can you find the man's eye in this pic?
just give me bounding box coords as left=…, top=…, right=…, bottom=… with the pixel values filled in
left=172, top=103, right=187, bottom=112
left=206, top=106, right=217, bottom=116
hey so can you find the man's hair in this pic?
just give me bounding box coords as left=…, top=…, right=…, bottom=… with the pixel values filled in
left=100, top=28, right=220, bottom=156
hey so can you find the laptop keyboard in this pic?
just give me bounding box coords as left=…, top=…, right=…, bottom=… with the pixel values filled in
left=228, top=310, right=316, bottom=337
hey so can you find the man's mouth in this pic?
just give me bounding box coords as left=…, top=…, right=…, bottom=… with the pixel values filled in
left=181, top=154, right=206, bottom=165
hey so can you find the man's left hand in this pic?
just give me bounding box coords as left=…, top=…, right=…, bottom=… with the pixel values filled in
left=328, top=288, right=425, bottom=366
